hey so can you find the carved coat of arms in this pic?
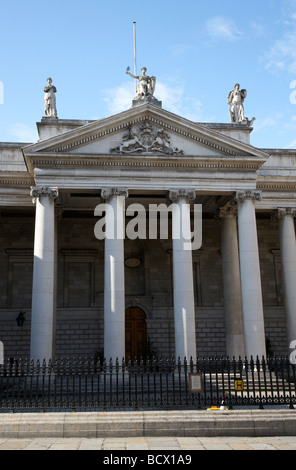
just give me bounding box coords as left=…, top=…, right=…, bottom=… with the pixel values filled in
left=111, top=123, right=183, bottom=155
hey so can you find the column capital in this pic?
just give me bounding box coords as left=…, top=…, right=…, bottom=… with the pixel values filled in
left=235, top=190, right=262, bottom=203
left=30, top=186, right=59, bottom=203
left=219, top=203, right=238, bottom=218
left=169, top=189, right=196, bottom=202
left=277, top=207, right=296, bottom=219
left=101, top=188, right=128, bottom=200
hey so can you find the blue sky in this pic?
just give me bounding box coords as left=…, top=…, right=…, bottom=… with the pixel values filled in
left=1, top=0, right=296, bottom=149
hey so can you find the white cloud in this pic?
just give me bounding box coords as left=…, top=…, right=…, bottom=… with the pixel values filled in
left=100, top=80, right=203, bottom=122
left=249, top=21, right=266, bottom=37
left=101, top=82, right=135, bottom=116
left=252, top=117, right=277, bottom=133
left=170, top=44, right=195, bottom=58
left=8, top=123, right=38, bottom=143
left=285, top=140, right=296, bottom=149
left=263, top=4, right=296, bottom=74
left=205, top=16, right=242, bottom=41
left=157, top=82, right=203, bottom=121
left=156, top=82, right=185, bottom=115
left=264, top=31, right=296, bottom=74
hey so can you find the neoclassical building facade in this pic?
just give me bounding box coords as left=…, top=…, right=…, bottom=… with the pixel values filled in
left=0, top=78, right=296, bottom=362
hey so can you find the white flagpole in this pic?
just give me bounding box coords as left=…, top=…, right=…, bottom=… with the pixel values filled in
left=133, top=21, right=137, bottom=93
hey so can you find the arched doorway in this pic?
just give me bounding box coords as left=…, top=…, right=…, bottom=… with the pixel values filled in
left=125, top=307, right=147, bottom=361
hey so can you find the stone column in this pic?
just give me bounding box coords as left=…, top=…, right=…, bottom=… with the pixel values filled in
left=277, top=208, right=296, bottom=349
left=30, top=186, right=58, bottom=362
left=101, top=188, right=128, bottom=362
left=169, top=189, right=197, bottom=362
left=219, top=204, right=245, bottom=358
left=235, top=190, right=266, bottom=358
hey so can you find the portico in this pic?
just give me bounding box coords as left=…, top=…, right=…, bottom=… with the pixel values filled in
left=21, top=102, right=270, bottom=362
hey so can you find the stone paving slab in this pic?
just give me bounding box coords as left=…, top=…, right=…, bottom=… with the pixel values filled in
left=0, top=436, right=295, bottom=450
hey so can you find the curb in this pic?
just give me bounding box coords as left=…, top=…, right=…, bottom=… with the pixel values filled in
left=0, top=409, right=296, bottom=438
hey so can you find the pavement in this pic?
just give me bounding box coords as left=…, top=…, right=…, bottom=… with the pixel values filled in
left=0, top=435, right=296, bottom=450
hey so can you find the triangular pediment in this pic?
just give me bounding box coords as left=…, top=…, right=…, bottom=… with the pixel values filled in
left=23, top=105, right=268, bottom=163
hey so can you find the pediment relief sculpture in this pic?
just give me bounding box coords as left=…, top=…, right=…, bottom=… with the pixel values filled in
left=111, top=122, right=184, bottom=155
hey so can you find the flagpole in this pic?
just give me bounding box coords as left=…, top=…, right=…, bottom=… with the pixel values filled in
left=133, top=21, right=137, bottom=93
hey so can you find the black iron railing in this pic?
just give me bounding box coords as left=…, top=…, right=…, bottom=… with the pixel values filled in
left=0, top=356, right=295, bottom=412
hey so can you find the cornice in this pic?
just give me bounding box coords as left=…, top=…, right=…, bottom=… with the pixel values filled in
left=257, top=180, right=296, bottom=191
left=0, top=173, right=34, bottom=187
left=26, top=153, right=264, bottom=172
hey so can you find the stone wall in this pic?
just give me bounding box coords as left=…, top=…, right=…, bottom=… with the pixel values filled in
left=0, top=213, right=288, bottom=360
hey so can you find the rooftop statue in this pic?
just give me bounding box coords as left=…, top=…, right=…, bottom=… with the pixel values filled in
left=227, top=83, right=255, bottom=126
left=126, top=66, right=156, bottom=99
left=44, top=77, right=57, bottom=118
left=126, top=66, right=162, bottom=108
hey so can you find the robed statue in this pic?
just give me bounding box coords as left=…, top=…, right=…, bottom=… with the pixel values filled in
left=44, top=77, right=57, bottom=118
left=227, top=83, right=247, bottom=123
left=227, top=83, right=256, bottom=126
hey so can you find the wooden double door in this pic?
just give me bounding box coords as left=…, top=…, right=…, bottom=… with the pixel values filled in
left=125, top=307, right=147, bottom=361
